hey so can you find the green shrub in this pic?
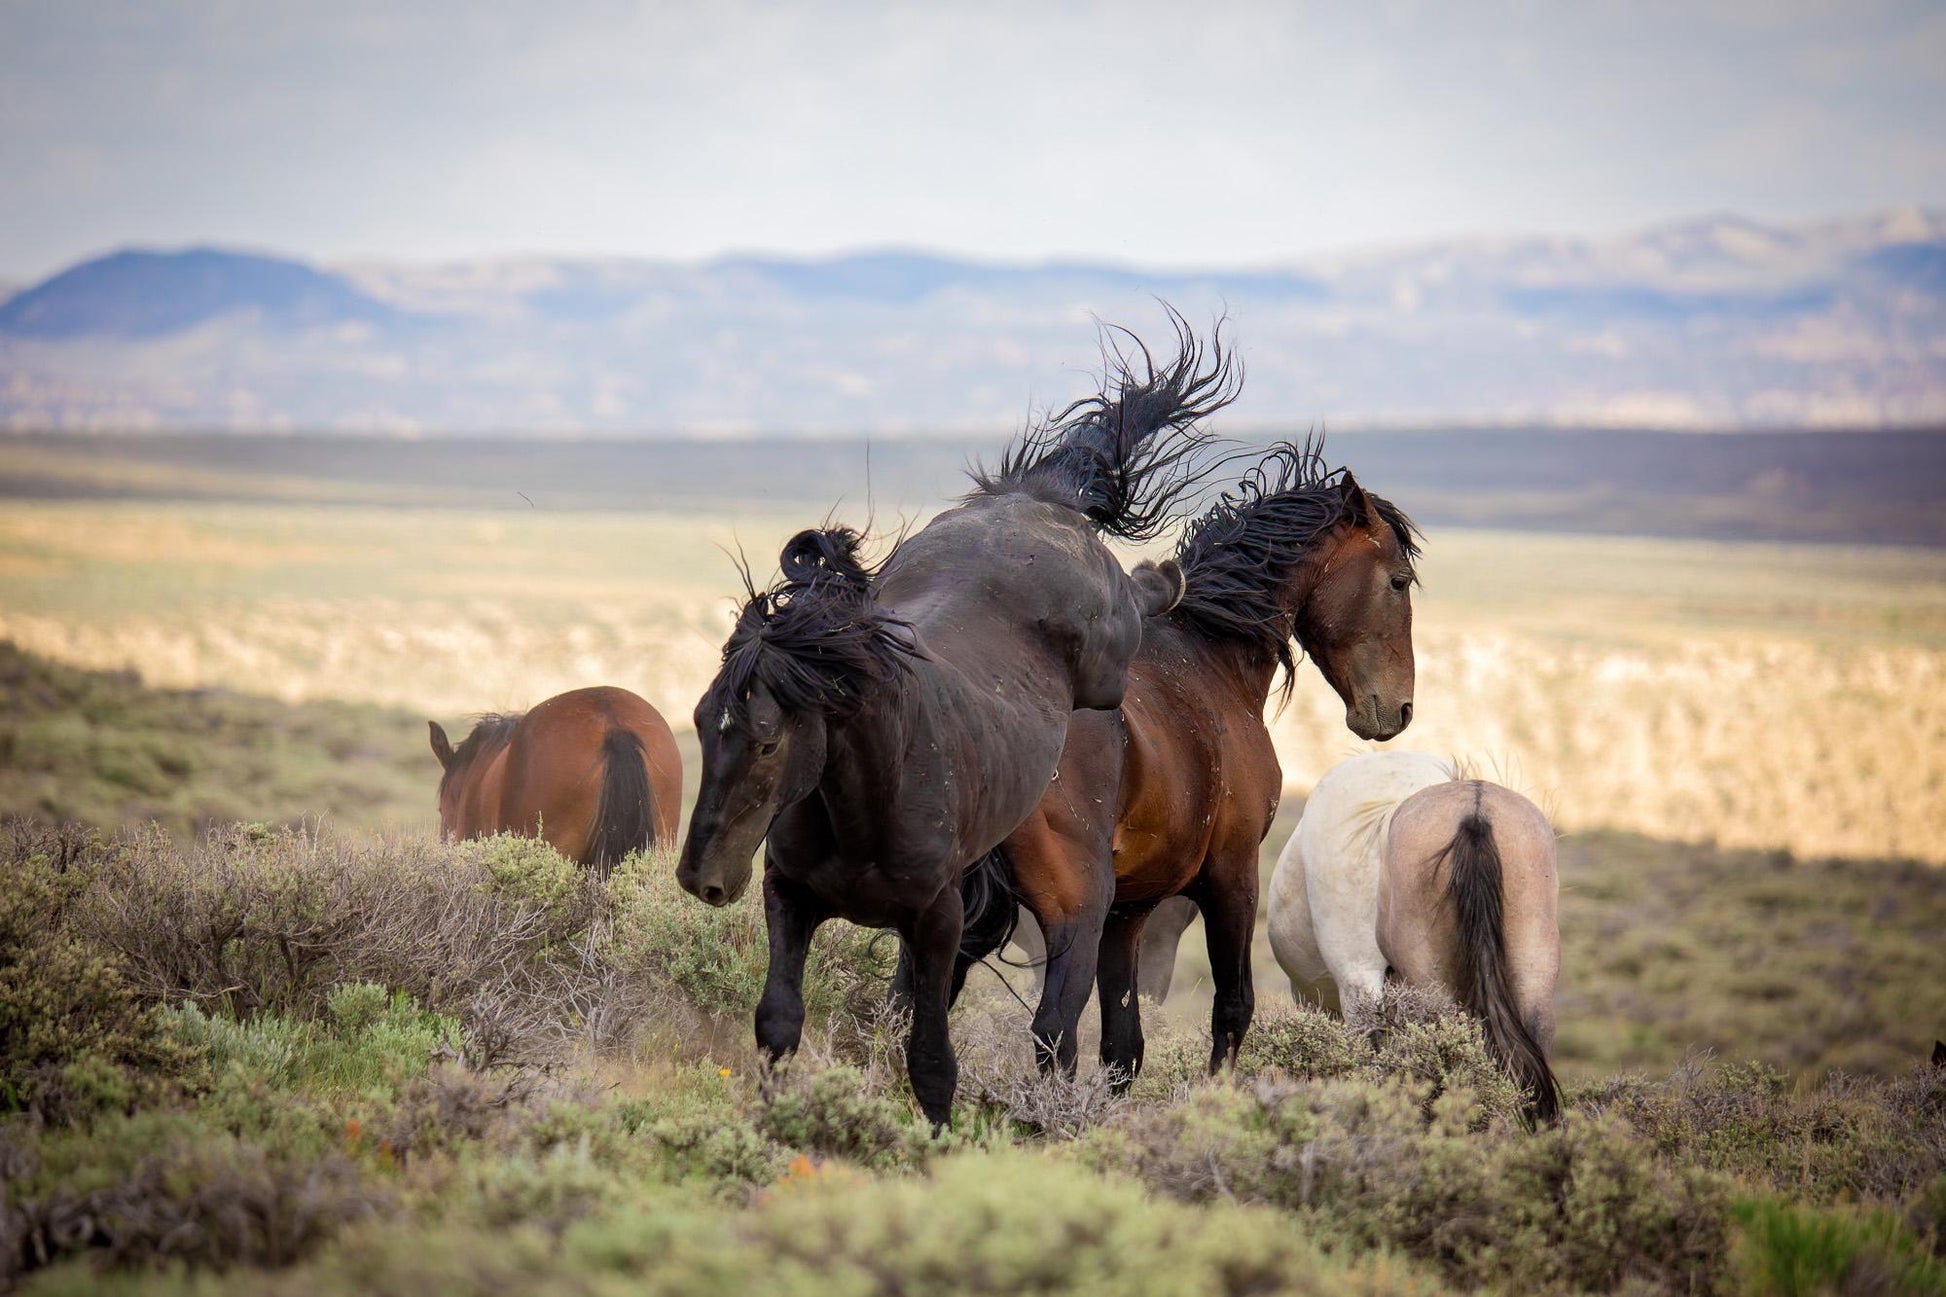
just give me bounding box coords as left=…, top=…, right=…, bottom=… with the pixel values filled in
left=604, top=849, right=895, bottom=1024
left=757, top=1064, right=937, bottom=1171
left=0, top=823, right=200, bottom=1123
left=0, top=1132, right=387, bottom=1287
left=1733, top=1198, right=1946, bottom=1296
left=1589, top=1055, right=1946, bottom=1205
left=1091, top=1073, right=1731, bottom=1294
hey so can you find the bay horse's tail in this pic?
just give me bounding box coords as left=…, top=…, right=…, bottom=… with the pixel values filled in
left=1440, top=811, right=1562, bottom=1123
left=969, top=310, right=1239, bottom=542
left=589, top=728, right=656, bottom=877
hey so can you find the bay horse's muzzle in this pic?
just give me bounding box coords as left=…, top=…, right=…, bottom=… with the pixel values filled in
left=1351, top=694, right=1414, bottom=742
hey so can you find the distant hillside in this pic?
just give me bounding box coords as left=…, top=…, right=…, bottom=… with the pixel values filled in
left=0, top=247, right=395, bottom=339
left=2, top=209, right=1943, bottom=431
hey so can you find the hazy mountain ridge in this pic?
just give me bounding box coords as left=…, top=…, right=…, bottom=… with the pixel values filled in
left=2, top=209, right=1942, bottom=433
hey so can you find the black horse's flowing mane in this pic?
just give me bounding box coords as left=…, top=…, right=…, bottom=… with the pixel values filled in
left=714, top=526, right=918, bottom=725
left=968, top=311, right=1240, bottom=542
left=1173, top=438, right=1421, bottom=694
left=440, top=712, right=522, bottom=798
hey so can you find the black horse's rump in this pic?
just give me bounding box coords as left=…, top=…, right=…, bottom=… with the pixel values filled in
left=716, top=525, right=918, bottom=727
left=1173, top=437, right=1421, bottom=696
left=589, top=728, right=655, bottom=876
left=438, top=712, right=523, bottom=799
left=968, top=310, right=1239, bottom=542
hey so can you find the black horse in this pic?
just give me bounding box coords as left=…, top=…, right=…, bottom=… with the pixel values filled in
left=676, top=325, right=1238, bottom=1126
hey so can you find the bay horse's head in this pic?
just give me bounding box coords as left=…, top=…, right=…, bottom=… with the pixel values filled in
left=1174, top=443, right=1420, bottom=740
left=427, top=713, right=521, bottom=840
left=677, top=527, right=917, bottom=906
left=1298, top=473, right=1419, bottom=740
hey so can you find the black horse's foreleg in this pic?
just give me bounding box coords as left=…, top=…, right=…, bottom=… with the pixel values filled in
left=755, top=871, right=826, bottom=1062
left=899, top=884, right=965, bottom=1129
left=1095, top=907, right=1152, bottom=1090
left=1197, top=861, right=1260, bottom=1074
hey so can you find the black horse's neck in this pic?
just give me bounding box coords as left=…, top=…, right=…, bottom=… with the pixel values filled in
left=809, top=688, right=914, bottom=860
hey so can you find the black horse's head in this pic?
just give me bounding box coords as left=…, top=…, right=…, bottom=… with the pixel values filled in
left=677, top=527, right=916, bottom=906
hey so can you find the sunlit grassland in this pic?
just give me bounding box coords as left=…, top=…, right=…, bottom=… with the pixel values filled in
left=3, top=499, right=1943, bottom=862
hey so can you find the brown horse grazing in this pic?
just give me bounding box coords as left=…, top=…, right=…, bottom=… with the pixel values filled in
left=951, top=441, right=1419, bottom=1083
left=429, top=685, right=682, bottom=872
left=677, top=326, right=1235, bottom=1127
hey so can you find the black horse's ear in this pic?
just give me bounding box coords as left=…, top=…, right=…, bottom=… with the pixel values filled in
left=1933, top=1039, right=1945, bottom=1069
left=429, top=721, right=455, bottom=769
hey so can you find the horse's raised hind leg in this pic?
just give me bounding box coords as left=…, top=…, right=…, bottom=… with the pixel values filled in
left=754, top=870, right=828, bottom=1063
left=1096, top=906, right=1153, bottom=1091
left=899, top=884, right=966, bottom=1130
left=1196, top=859, right=1260, bottom=1074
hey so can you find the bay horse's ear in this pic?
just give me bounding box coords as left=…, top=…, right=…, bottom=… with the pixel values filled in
left=1933, top=1039, right=1945, bottom=1069
left=1338, top=471, right=1373, bottom=519
left=429, top=721, right=455, bottom=769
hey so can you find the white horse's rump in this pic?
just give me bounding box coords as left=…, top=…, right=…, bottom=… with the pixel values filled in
left=1267, top=750, right=1561, bottom=1119
left=1267, top=751, right=1456, bottom=1017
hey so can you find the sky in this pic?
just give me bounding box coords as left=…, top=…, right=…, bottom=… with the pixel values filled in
left=1, top=0, right=1943, bottom=280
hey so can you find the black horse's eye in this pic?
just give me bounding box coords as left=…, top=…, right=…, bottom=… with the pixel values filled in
left=756, top=738, right=781, bottom=758
left=1390, top=572, right=1411, bottom=592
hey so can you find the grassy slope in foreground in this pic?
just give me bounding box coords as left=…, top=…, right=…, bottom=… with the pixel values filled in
left=2, top=824, right=1941, bottom=1296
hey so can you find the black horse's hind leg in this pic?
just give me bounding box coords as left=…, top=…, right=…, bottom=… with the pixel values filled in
left=899, top=884, right=966, bottom=1130
left=1096, top=906, right=1154, bottom=1090
left=755, top=870, right=827, bottom=1062
left=1195, top=856, right=1259, bottom=1074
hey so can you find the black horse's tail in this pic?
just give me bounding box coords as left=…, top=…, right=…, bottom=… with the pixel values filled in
left=969, top=310, right=1240, bottom=542
left=1442, top=811, right=1561, bottom=1123
left=589, top=728, right=655, bottom=877
left=959, top=845, right=1023, bottom=963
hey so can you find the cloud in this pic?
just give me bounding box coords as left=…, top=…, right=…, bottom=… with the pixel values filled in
left=1, top=0, right=1942, bottom=277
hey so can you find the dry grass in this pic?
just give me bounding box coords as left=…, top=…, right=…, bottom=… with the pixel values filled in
left=3, top=500, right=1942, bottom=862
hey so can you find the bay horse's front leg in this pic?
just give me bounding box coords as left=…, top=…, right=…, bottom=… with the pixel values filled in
left=755, top=870, right=828, bottom=1062
left=899, top=883, right=965, bottom=1129
left=1195, top=855, right=1260, bottom=1074
left=1096, top=905, right=1154, bottom=1091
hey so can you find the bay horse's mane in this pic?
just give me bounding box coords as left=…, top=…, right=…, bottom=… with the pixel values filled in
left=1173, top=438, right=1421, bottom=694
left=440, top=711, right=523, bottom=798
left=717, top=526, right=918, bottom=726
left=966, top=312, right=1240, bottom=542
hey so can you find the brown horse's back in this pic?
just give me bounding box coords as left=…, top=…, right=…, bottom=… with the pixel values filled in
left=436, top=686, right=681, bottom=869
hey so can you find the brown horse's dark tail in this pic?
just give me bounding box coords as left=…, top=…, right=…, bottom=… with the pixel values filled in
left=589, top=728, right=655, bottom=877
left=1442, top=811, right=1561, bottom=1124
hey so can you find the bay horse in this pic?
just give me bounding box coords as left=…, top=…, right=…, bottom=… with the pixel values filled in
left=429, top=685, right=682, bottom=873
left=1266, top=751, right=1562, bottom=1120
left=676, top=325, right=1236, bottom=1127
left=949, top=440, right=1420, bottom=1083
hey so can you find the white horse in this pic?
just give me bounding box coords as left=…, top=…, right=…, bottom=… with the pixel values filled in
left=1267, top=751, right=1561, bottom=1119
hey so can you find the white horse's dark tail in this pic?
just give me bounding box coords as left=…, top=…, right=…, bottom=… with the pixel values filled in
left=1441, top=811, right=1562, bottom=1123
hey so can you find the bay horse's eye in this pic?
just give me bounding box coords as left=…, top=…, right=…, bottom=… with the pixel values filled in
left=1389, top=572, right=1411, bottom=592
